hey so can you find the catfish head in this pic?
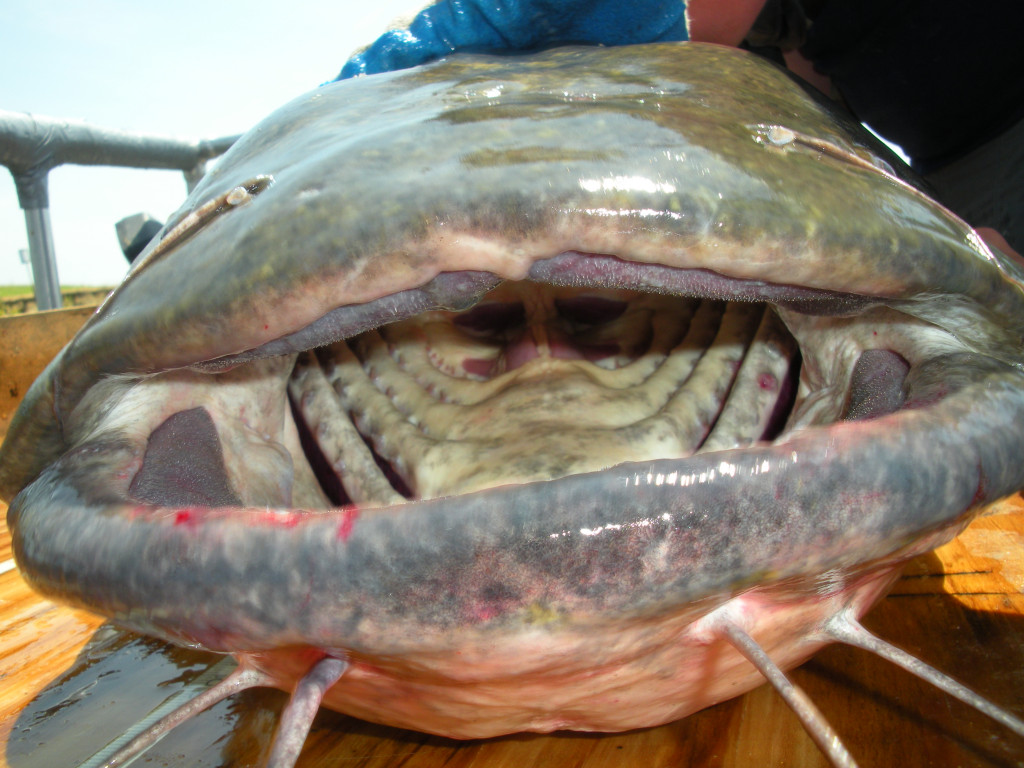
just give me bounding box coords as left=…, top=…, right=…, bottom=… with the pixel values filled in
left=2, top=43, right=1024, bottom=766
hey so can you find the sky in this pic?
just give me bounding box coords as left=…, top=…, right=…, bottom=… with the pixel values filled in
left=0, top=0, right=417, bottom=287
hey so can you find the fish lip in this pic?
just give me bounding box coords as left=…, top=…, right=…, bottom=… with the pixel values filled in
left=11, top=252, right=1023, bottom=660
left=9, top=254, right=1024, bottom=624
left=9, top=352, right=1024, bottom=657
left=190, top=254, right=875, bottom=374
left=13, top=244, right=1023, bottom=659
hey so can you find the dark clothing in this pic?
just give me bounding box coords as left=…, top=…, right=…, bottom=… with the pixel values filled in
left=800, top=0, right=1024, bottom=173
left=925, top=117, right=1024, bottom=252
left=747, top=0, right=1024, bottom=249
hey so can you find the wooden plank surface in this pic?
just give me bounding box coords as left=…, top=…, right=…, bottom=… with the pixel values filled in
left=0, top=305, right=97, bottom=438
left=1, top=309, right=1023, bottom=767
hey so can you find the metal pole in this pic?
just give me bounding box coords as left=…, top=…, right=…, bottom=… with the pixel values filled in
left=23, top=206, right=62, bottom=311
left=0, top=111, right=240, bottom=176
left=0, top=110, right=239, bottom=305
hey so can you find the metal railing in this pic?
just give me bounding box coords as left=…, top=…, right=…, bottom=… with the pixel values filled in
left=0, top=110, right=239, bottom=310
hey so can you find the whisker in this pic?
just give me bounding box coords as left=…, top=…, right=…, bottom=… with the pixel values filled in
left=825, top=610, right=1024, bottom=738
left=715, top=616, right=859, bottom=768
left=264, top=656, right=349, bottom=768
left=86, top=658, right=266, bottom=768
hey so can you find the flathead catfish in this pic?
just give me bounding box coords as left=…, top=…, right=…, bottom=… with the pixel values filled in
left=3, top=43, right=1024, bottom=767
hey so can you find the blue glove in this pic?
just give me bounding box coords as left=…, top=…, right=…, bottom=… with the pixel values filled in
left=336, top=0, right=688, bottom=79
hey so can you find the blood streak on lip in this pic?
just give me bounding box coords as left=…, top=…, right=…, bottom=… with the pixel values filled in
left=337, top=508, right=360, bottom=542
left=174, top=509, right=198, bottom=527
left=260, top=510, right=303, bottom=528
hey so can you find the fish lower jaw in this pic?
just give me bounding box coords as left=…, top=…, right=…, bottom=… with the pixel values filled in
left=239, top=564, right=902, bottom=739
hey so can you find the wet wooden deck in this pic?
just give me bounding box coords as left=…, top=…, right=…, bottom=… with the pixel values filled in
left=2, top=308, right=1023, bottom=767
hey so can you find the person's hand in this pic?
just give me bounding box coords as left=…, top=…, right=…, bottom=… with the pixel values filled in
left=336, top=0, right=689, bottom=79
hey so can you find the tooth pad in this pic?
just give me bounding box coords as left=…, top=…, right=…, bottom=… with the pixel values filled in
left=289, top=285, right=798, bottom=501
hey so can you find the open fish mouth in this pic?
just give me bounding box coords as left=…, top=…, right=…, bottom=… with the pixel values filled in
left=3, top=43, right=1024, bottom=765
